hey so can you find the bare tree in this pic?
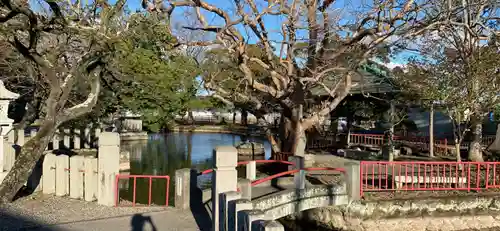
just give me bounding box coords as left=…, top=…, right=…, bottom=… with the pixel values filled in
left=0, top=0, right=128, bottom=203
left=144, top=0, right=451, bottom=155
left=396, top=0, right=500, bottom=161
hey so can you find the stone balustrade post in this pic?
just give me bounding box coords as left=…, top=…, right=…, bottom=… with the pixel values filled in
left=55, top=155, right=69, bottom=196
left=237, top=179, right=252, bottom=200
left=52, top=130, right=60, bottom=150
left=345, top=162, right=361, bottom=201
left=175, top=168, right=191, bottom=210
left=63, top=129, right=70, bottom=148
left=221, top=191, right=241, bottom=231
left=84, top=128, right=91, bottom=149
left=234, top=200, right=253, bottom=231
left=246, top=160, right=256, bottom=180
left=42, top=153, right=57, bottom=194
left=69, top=155, right=85, bottom=199
left=212, top=146, right=238, bottom=231
left=97, top=132, right=120, bottom=206
left=260, top=220, right=285, bottom=231
left=84, top=156, right=98, bottom=202
left=74, top=129, right=81, bottom=149
left=241, top=210, right=265, bottom=231
left=288, top=156, right=305, bottom=190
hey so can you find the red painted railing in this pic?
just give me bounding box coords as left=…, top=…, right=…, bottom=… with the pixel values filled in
left=251, top=167, right=346, bottom=186
left=360, top=161, right=500, bottom=197
left=115, top=175, right=170, bottom=207
left=199, top=159, right=295, bottom=175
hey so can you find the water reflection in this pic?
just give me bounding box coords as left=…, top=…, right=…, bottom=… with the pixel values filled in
left=118, top=132, right=271, bottom=206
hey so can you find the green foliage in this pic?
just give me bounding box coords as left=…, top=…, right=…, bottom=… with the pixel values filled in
left=494, top=105, right=500, bottom=122
left=105, top=14, right=200, bottom=131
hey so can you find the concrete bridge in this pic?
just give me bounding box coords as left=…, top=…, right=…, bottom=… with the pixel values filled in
left=175, top=146, right=360, bottom=231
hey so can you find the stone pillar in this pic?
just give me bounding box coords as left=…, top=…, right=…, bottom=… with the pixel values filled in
left=42, top=153, right=57, bottom=194
left=175, top=168, right=191, bottom=210
left=246, top=161, right=256, bottom=180
left=55, top=155, right=69, bottom=196
left=234, top=200, right=253, bottom=231
left=237, top=179, right=252, bottom=200
left=94, top=128, right=102, bottom=148
left=221, top=191, right=241, bottom=231
left=212, top=146, right=238, bottom=231
left=97, top=132, right=120, bottom=206
left=345, top=162, right=361, bottom=201
left=260, top=220, right=285, bottom=231
left=242, top=210, right=265, bottom=231
left=74, top=129, right=81, bottom=149
left=288, top=156, right=305, bottom=190
left=84, top=128, right=91, bottom=149
left=52, top=131, right=60, bottom=150
left=84, top=156, right=98, bottom=202
left=63, top=129, right=70, bottom=148
left=69, top=155, right=85, bottom=199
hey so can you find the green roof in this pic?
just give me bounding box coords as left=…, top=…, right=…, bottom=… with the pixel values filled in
left=311, top=61, right=397, bottom=96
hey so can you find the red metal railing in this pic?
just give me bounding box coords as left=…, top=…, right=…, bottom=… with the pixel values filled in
left=350, top=134, right=385, bottom=146
left=251, top=167, right=346, bottom=186
left=115, top=175, right=170, bottom=207
left=360, top=161, right=500, bottom=197
left=198, top=159, right=295, bottom=175
left=307, top=138, right=336, bottom=149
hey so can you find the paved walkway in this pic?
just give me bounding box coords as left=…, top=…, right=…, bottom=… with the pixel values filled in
left=26, top=209, right=202, bottom=231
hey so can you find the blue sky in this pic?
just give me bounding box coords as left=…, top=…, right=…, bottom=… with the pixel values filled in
left=30, top=0, right=414, bottom=66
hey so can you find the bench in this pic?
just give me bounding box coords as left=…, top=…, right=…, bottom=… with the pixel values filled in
left=393, top=175, right=468, bottom=189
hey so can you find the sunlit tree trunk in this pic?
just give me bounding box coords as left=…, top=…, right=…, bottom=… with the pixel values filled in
left=468, top=117, right=484, bottom=161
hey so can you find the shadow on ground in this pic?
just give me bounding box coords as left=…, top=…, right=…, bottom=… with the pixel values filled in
left=190, top=169, right=212, bottom=231
left=130, top=214, right=157, bottom=231
left=0, top=208, right=57, bottom=231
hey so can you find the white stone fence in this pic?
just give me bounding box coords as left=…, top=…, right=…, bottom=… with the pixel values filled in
left=0, top=131, right=119, bottom=206
left=1, top=126, right=103, bottom=174
left=39, top=132, right=120, bottom=206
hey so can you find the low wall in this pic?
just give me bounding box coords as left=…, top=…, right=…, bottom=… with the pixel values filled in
left=284, top=195, right=500, bottom=231
left=169, top=125, right=266, bottom=136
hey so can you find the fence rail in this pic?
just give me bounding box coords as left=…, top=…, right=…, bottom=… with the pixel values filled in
left=306, top=132, right=496, bottom=154
left=115, top=175, right=171, bottom=207
left=360, top=161, right=500, bottom=197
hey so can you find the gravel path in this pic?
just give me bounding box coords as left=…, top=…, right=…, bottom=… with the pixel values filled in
left=0, top=192, right=174, bottom=231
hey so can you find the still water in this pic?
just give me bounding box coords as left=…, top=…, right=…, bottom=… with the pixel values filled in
left=118, top=132, right=271, bottom=206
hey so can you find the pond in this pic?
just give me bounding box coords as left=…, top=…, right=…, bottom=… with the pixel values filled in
left=117, top=132, right=271, bottom=206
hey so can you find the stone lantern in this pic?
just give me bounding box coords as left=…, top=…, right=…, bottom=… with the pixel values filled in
left=0, top=80, right=19, bottom=136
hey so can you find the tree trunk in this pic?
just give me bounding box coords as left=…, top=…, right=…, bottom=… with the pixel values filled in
left=188, top=111, right=194, bottom=124
left=291, top=122, right=307, bottom=157
left=468, top=118, right=484, bottom=162
left=455, top=141, right=461, bottom=162
left=429, top=104, right=434, bottom=157
left=0, top=120, right=57, bottom=204
left=387, top=125, right=395, bottom=161
left=241, top=109, right=248, bottom=126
